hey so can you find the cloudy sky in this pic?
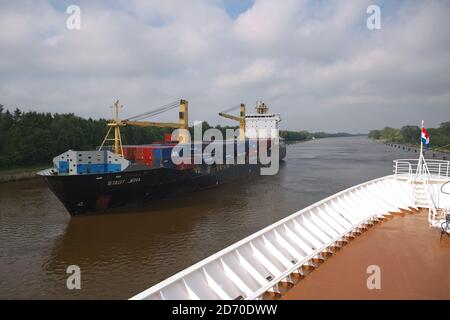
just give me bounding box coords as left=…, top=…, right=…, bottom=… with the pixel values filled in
left=0, top=0, right=449, bottom=133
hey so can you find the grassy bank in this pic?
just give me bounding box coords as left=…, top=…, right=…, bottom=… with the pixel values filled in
left=0, top=164, right=49, bottom=182
left=382, top=141, right=450, bottom=154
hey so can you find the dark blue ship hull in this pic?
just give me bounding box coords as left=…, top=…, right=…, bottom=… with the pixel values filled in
left=41, top=163, right=262, bottom=215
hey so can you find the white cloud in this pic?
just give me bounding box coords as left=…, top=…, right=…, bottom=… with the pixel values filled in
left=214, top=59, right=275, bottom=90
left=0, top=0, right=449, bottom=132
left=233, top=0, right=304, bottom=45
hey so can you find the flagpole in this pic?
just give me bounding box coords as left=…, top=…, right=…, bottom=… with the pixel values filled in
left=418, top=120, right=424, bottom=176
left=420, top=120, right=424, bottom=157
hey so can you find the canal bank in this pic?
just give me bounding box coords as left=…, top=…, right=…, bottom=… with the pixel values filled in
left=0, top=172, right=39, bottom=183
left=385, top=143, right=449, bottom=160
left=0, top=166, right=47, bottom=183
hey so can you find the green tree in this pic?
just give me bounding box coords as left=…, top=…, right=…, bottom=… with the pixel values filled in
left=369, top=122, right=450, bottom=151
left=380, top=127, right=402, bottom=143
left=368, top=130, right=381, bottom=140
left=400, top=125, right=420, bottom=144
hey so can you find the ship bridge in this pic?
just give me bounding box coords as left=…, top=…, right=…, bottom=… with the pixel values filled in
left=245, top=101, right=281, bottom=139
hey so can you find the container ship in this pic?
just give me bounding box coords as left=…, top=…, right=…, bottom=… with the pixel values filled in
left=38, top=99, right=286, bottom=215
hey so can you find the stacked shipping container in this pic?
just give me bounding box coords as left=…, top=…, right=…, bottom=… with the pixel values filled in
left=121, top=140, right=258, bottom=171
left=53, top=150, right=130, bottom=175
left=122, top=145, right=176, bottom=169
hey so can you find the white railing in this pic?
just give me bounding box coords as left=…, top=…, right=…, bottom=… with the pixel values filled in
left=421, top=166, right=438, bottom=224
left=130, top=175, right=416, bottom=300
left=393, top=159, right=450, bottom=179
left=393, top=158, right=450, bottom=225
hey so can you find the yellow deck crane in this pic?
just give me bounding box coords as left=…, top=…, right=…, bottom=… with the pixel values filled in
left=218, top=103, right=246, bottom=140
left=99, top=99, right=189, bottom=156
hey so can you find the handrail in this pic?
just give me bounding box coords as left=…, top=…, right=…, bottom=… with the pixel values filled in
left=393, top=159, right=450, bottom=179
left=420, top=161, right=438, bottom=223
left=393, top=158, right=447, bottom=225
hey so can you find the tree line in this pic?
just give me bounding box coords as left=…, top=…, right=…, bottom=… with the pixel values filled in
left=0, top=107, right=346, bottom=168
left=368, top=123, right=450, bottom=150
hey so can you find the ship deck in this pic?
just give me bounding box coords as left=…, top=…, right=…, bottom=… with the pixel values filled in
left=281, top=208, right=450, bottom=300
left=130, top=170, right=450, bottom=300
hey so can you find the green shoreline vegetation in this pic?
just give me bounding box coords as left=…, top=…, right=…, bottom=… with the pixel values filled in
left=0, top=106, right=360, bottom=175
left=368, top=123, right=450, bottom=153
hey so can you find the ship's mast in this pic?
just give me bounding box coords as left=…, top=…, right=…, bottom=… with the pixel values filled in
left=256, top=101, right=268, bottom=114
left=113, top=100, right=124, bottom=156
left=99, top=100, right=124, bottom=156
left=218, top=104, right=246, bottom=140
left=417, top=119, right=425, bottom=176
left=99, top=99, right=190, bottom=155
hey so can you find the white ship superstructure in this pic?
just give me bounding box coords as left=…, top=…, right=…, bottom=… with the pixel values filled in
left=245, top=101, right=282, bottom=139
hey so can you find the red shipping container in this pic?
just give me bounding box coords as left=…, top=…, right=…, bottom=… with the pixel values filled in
left=123, top=145, right=177, bottom=166
left=122, top=146, right=137, bottom=160
left=143, top=148, right=154, bottom=166
left=130, top=146, right=152, bottom=166
left=135, top=147, right=143, bottom=160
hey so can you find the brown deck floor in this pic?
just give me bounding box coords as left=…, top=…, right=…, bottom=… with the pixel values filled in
left=282, top=210, right=450, bottom=299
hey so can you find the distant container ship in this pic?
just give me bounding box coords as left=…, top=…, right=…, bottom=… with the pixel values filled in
left=38, top=100, right=286, bottom=215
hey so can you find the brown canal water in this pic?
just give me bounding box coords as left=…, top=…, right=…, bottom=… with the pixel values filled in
left=0, top=137, right=415, bottom=299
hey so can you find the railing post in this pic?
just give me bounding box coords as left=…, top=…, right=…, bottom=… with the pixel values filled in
left=394, top=161, right=398, bottom=176
left=447, top=161, right=449, bottom=178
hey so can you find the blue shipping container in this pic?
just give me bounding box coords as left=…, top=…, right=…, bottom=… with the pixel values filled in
left=59, top=161, right=69, bottom=174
